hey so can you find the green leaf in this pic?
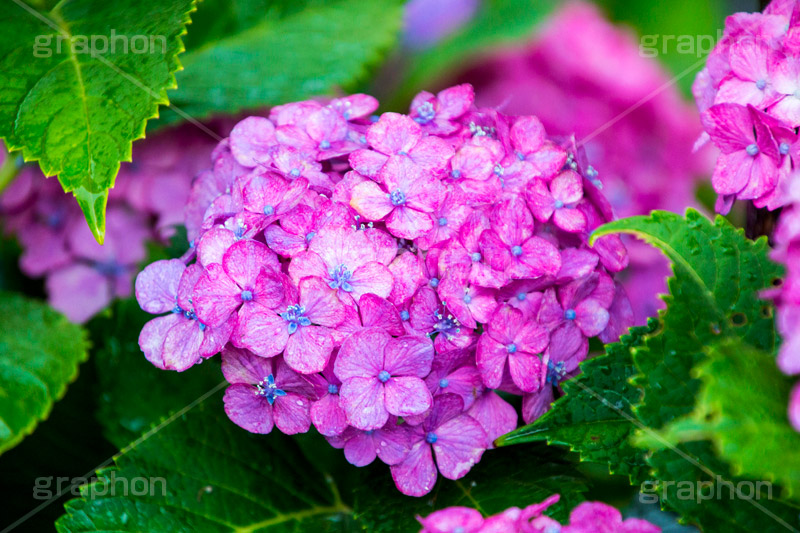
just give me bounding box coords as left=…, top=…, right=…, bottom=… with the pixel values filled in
left=0, top=292, right=89, bottom=455
left=591, top=209, right=800, bottom=531
left=353, top=445, right=587, bottom=530
left=497, top=325, right=651, bottom=484
left=0, top=0, right=196, bottom=242
left=56, top=401, right=357, bottom=532
left=638, top=339, right=800, bottom=501
left=155, top=0, right=404, bottom=127
left=89, top=299, right=223, bottom=448
left=387, top=0, right=558, bottom=109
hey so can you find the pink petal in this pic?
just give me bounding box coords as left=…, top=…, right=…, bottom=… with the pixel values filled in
left=384, top=376, right=432, bottom=417
left=139, top=314, right=181, bottom=369
left=335, top=327, right=390, bottom=380
left=476, top=336, right=508, bottom=389
left=232, top=308, right=288, bottom=357
left=367, top=112, right=421, bottom=155
left=229, top=116, right=276, bottom=167
left=509, top=352, right=544, bottom=393
left=135, top=259, right=184, bottom=314
left=350, top=261, right=394, bottom=300
left=340, top=376, right=388, bottom=430
left=391, top=439, right=437, bottom=497
left=384, top=336, right=435, bottom=377
left=223, top=240, right=277, bottom=289
left=285, top=326, right=333, bottom=374
left=273, top=392, right=312, bottom=434
left=300, top=276, right=345, bottom=327
left=433, top=414, right=487, bottom=479
left=343, top=431, right=378, bottom=466
left=468, top=391, right=517, bottom=447
left=193, top=264, right=241, bottom=327
left=162, top=319, right=205, bottom=371
left=223, top=383, right=274, bottom=434
left=311, top=394, right=348, bottom=437
left=386, top=206, right=434, bottom=240
left=350, top=180, right=394, bottom=220
left=359, top=293, right=405, bottom=336
left=221, top=345, right=274, bottom=384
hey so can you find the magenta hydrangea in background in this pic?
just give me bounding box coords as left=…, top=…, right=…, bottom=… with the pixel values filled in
left=698, top=0, right=800, bottom=433
left=133, top=83, right=634, bottom=496
left=417, top=494, right=661, bottom=532
left=0, top=124, right=220, bottom=323
left=450, top=0, right=713, bottom=325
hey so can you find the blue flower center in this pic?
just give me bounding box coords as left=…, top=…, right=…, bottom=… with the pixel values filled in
left=241, top=290, right=253, bottom=302
left=280, top=304, right=311, bottom=334
left=400, top=310, right=410, bottom=321
left=438, top=217, right=448, bottom=227
left=511, top=245, right=523, bottom=257
left=263, top=205, right=275, bottom=216
left=305, top=231, right=316, bottom=241
left=756, top=78, right=767, bottom=90
left=451, top=169, right=462, bottom=179
left=319, top=140, right=331, bottom=150
left=414, top=101, right=436, bottom=124
left=517, top=292, right=526, bottom=301
left=328, top=383, right=339, bottom=395
left=507, top=343, right=517, bottom=353
left=781, top=142, right=791, bottom=155
left=463, top=293, right=472, bottom=304
left=378, top=370, right=391, bottom=383
left=328, top=264, right=354, bottom=292
left=471, top=252, right=482, bottom=262
left=429, top=277, right=439, bottom=288
left=546, top=361, right=567, bottom=385
left=389, top=189, right=407, bottom=206
left=554, top=199, right=564, bottom=209
left=565, top=309, right=577, bottom=320
left=433, top=311, right=461, bottom=339
left=746, top=144, right=759, bottom=156
left=493, top=164, right=504, bottom=176
left=198, top=322, right=206, bottom=331
left=289, top=168, right=301, bottom=177
left=425, top=432, right=438, bottom=444
left=439, top=378, right=449, bottom=388
left=256, top=374, right=287, bottom=405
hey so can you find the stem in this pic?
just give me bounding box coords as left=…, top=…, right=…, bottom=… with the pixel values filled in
left=745, top=202, right=781, bottom=244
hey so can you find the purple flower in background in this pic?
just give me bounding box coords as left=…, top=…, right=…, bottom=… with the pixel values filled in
left=222, top=348, right=316, bottom=434
left=391, top=394, right=488, bottom=497
left=403, top=0, right=480, bottom=50
left=335, top=328, right=434, bottom=430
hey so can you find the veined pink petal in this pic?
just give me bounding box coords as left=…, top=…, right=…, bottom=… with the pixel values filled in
left=433, top=414, right=487, bottom=479
left=391, top=439, right=437, bottom=497
left=340, top=376, right=388, bottom=430
left=384, top=376, right=432, bottom=417
left=224, top=383, right=274, bottom=434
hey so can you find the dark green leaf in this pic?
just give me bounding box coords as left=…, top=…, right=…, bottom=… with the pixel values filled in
left=592, top=209, right=800, bottom=531
left=0, top=0, right=195, bottom=242
left=156, top=0, right=404, bottom=127
left=353, top=445, right=587, bottom=530
left=90, top=298, right=223, bottom=448
left=0, top=292, right=89, bottom=455
left=56, top=401, right=357, bottom=532
left=498, top=325, right=651, bottom=484
left=638, top=339, right=800, bottom=501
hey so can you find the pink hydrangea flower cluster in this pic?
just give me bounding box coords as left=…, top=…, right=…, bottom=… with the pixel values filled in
left=417, top=494, right=660, bottom=533
left=697, top=0, right=800, bottom=433
left=134, top=84, right=634, bottom=496
left=694, top=0, right=800, bottom=213
left=0, top=127, right=217, bottom=323
left=770, top=181, right=800, bottom=432
left=450, top=1, right=712, bottom=326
